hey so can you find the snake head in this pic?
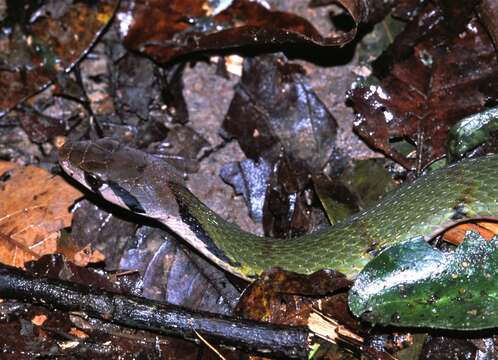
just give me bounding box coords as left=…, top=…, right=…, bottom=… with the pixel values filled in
left=58, top=138, right=185, bottom=221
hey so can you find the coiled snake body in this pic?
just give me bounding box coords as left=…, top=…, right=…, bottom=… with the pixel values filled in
left=59, top=139, right=498, bottom=281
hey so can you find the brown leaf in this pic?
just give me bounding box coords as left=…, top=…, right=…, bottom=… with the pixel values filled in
left=350, top=1, right=498, bottom=169
left=0, top=163, right=82, bottom=268
left=235, top=268, right=394, bottom=358
left=0, top=162, right=17, bottom=174
left=420, top=336, right=482, bottom=360
left=118, top=226, right=240, bottom=314
left=236, top=268, right=352, bottom=326
left=443, top=222, right=498, bottom=245
left=31, top=314, right=48, bottom=326
left=478, top=0, right=498, bottom=51
left=118, top=0, right=359, bottom=65
left=311, top=0, right=396, bottom=26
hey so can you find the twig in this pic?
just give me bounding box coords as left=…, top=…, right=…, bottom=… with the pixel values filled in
left=308, top=309, right=363, bottom=344
left=0, top=263, right=310, bottom=358
left=194, top=329, right=227, bottom=360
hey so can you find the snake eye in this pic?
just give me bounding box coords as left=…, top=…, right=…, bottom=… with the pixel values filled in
left=84, top=172, right=104, bottom=192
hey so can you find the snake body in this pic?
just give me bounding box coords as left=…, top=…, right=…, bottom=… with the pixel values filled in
left=59, top=139, right=498, bottom=280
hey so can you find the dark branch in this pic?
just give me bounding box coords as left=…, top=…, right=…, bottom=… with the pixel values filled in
left=0, top=263, right=310, bottom=358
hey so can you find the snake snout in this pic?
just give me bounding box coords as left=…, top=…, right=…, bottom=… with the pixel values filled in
left=59, top=139, right=123, bottom=169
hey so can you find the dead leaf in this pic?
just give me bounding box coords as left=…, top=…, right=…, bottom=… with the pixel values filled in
left=69, top=328, right=89, bottom=339
left=235, top=268, right=352, bottom=326
left=350, top=1, right=498, bottom=169
left=0, top=163, right=82, bottom=268
left=118, top=0, right=359, bottom=65
left=0, top=162, right=17, bottom=174
left=443, top=222, right=498, bottom=245
left=31, top=314, right=48, bottom=326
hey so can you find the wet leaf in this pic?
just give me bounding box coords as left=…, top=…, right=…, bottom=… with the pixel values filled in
left=0, top=163, right=82, bottom=268
left=119, top=226, right=240, bottom=314
left=235, top=268, right=399, bottom=359
left=420, top=336, right=484, bottom=360
left=220, top=158, right=272, bottom=222
left=69, top=199, right=139, bottom=270
left=350, top=1, right=498, bottom=169
left=0, top=0, right=117, bottom=116
left=262, top=156, right=315, bottom=237
left=447, top=107, right=498, bottom=162
left=71, top=198, right=239, bottom=314
left=223, top=54, right=340, bottom=171
left=313, top=158, right=396, bottom=224
left=117, top=0, right=366, bottom=65
left=222, top=54, right=343, bottom=236
left=236, top=267, right=353, bottom=327
left=349, top=233, right=498, bottom=330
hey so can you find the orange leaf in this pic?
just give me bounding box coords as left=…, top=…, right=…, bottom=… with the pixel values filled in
left=443, top=222, right=498, bottom=245
left=69, top=327, right=89, bottom=338
left=31, top=314, right=48, bottom=326
left=0, top=162, right=82, bottom=268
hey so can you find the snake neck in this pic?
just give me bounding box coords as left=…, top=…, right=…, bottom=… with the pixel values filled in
left=167, top=155, right=498, bottom=280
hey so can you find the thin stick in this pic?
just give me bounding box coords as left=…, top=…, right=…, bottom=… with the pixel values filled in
left=194, top=329, right=227, bottom=360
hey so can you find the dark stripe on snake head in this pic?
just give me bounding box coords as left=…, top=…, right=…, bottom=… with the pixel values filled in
left=107, top=180, right=146, bottom=214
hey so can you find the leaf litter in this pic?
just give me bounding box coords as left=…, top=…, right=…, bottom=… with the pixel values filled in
left=0, top=0, right=497, bottom=358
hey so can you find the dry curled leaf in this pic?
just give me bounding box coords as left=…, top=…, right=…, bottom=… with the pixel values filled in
left=118, top=0, right=361, bottom=65
left=0, top=163, right=82, bottom=268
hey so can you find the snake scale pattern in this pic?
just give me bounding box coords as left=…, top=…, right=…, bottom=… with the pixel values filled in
left=59, top=139, right=498, bottom=280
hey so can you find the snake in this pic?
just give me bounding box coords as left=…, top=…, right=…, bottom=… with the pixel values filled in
left=58, top=138, right=498, bottom=281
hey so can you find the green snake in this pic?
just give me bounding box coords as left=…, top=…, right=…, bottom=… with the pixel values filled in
left=59, top=139, right=498, bottom=281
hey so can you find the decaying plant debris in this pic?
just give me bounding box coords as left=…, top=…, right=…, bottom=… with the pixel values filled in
left=0, top=0, right=497, bottom=358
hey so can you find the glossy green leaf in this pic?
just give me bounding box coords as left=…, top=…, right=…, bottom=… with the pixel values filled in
left=349, top=232, right=498, bottom=330
left=447, top=107, right=498, bottom=161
